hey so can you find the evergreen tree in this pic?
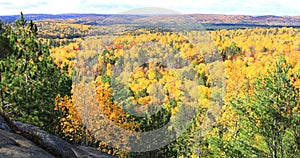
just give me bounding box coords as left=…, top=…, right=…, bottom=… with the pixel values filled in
left=0, top=13, right=72, bottom=132
left=230, top=57, right=300, bottom=158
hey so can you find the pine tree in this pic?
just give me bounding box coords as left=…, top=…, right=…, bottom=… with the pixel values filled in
left=0, top=13, right=72, bottom=132
left=231, top=56, right=300, bottom=157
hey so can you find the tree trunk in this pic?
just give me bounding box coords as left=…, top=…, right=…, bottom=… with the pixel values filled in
left=272, top=119, right=277, bottom=158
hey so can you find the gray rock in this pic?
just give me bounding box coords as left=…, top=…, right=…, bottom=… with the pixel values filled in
left=0, top=115, right=116, bottom=158
left=0, top=115, right=11, bottom=132
left=75, top=146, right=116, bottom=158
left=0, top=129, right=54, bottom=158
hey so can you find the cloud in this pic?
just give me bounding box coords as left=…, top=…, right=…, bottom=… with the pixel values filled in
left=0, top=0, right=299, bottom=16
left=0, top=2, right=12, bottom=5
left=17, top=2, right=48, bottom=10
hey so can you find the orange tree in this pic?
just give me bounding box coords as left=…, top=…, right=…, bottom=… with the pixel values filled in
left=94, top=30, right=216, bottom=157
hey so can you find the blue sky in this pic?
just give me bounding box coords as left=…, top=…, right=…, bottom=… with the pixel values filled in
left=0, top=0, right=299, bottom=16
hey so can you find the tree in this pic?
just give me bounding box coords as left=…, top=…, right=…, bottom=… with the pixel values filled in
left=0, top=13, right=72, bottom=132
left=0, top=19, right=12, bottom=59
left=220, top=42, right=241, bottom=61
left=231, top=56, right=300, bottom=158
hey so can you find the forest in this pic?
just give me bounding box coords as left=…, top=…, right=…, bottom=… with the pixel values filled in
left=0, top=13, right=299, bottom=158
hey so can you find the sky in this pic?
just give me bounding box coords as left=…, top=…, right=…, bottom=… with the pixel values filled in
left=0, top=0, right=300, bottom=16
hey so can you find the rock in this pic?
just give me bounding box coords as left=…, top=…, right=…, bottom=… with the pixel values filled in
left=0, top=115, right=11, bottom=132
left=0, top=116, right=116, bottom=158
left=0, top=129, right=54, bottom=158
left=76, top=146, right=116, bottom=158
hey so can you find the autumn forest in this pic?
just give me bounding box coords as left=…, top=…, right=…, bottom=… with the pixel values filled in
left=0, top=12, right=299, bottom=158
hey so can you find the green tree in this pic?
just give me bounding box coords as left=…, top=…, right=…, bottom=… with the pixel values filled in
left=0, top=13, right=72, bottom=132
left=0, top=20, right=12, bottom=59
left=230, top=57, right=300, bottom=158
left=220, top=42, right=241, bottom=61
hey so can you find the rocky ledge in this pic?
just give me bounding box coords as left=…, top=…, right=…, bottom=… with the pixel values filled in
left=0, top=115, right=116, bottom=158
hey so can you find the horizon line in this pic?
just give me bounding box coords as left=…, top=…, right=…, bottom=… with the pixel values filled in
left=0, top=12, right=299, bottom=17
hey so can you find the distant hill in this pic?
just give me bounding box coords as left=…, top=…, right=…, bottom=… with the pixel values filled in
left=189, top=14, right=300, bottom=25
left=1, top=13, right=300, bottom=28
left=0, top=14, right=110, bottom=23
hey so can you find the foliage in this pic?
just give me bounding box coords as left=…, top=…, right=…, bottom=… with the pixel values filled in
left=50, top=26, right=300, bottom=157
left=232, top=57, right=300, bottom=157
left=54, top=95, right=87, bottom=144
left=3, top=14, right=300, bottom=157
left=208, top=57, right=300, bottom=158
left=0, top=13, right=72, bottom=132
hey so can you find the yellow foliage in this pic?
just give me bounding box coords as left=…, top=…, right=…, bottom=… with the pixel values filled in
left=54, top=94, right=85, bottom=142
